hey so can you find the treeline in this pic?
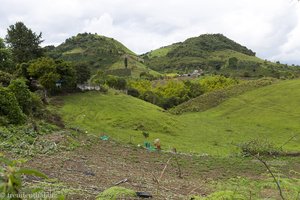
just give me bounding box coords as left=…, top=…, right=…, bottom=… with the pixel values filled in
left=0, top=22, right=91, bottom=125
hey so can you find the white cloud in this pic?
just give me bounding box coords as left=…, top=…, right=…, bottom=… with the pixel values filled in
left=0, top=0, right=300, bottom=64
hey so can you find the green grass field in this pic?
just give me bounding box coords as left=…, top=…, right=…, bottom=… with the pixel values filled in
left=59, top=79, right=300, bottom=156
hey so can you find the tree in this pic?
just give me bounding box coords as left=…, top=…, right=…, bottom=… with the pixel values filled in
left=28, top=57, right=77, bottom=95
left=5, top=22, right=43, bottom=63
left=0, top=38, right=14, bottom=72
left=228, top=57, right=238, bottom=69
left=105, top=75, right=127, bottom=90
left=28, top=57, right=60, bottom=95
left=124, top=56, right=128, bottom=69
left=55, top=59, right=77, bottom=91
left=75, top=63, right=91, bottom=84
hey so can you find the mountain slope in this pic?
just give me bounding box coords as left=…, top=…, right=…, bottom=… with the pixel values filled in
left=142, top=34, right=300, bottom=78
left=47, top=33, right=133, bottom=68
left=46, top=33, right=161, bottom=78
left=59, top=79, right=300, bottom=155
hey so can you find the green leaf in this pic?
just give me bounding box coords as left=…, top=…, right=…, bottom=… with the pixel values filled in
left=16, top=168, right=48, bottom=179
left=0, top=157, right=13, bottom=166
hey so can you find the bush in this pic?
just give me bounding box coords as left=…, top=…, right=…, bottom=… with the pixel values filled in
left=96, top=186, right=137, bottom=200
left=0, top=70, right=12, bottom=87
left=30, top=92, right=45, bottom=117
left=141, top=91, right=160, bottom=104
left=8, top=78, right=32, bottom=114
left=239, top=139, right=280, bottom=156
left=105, top=75, right=127, bottom=90
left=0, top=87, right=26, bottom=124
left=127, top=87, right=140, bottom=97
left=160, top=96, right=182, bottom=109
left=199, top=75, right=238, bottom=92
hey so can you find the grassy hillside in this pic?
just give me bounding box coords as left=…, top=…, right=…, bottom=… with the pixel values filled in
left=170, top=78, right=276, bottom=114
left=59, top=79, right=300, bottom=156
left=108, top=55, right=161, bottom=78
left=142, top=34, right=300, bottom=78
left=46, top=33, right=161, bottom=78
left=47, top=33, right=133, bottom=69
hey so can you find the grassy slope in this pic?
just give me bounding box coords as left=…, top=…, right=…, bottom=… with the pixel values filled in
left=145, top=43, right=181, bottom=59
left=48, top=33, right=161, bottom=78
left=170, top=78, right=276, bottom=114
left=59, top=80, right=300, bottom=156
left=108, top=57, right=162, bottom=78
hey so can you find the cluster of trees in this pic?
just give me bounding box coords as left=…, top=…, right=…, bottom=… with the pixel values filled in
left=0, top=22, right=91, bottom=125
left=0, top=78, right=44, bottom=125
left=127, top=75, right=238, bottom=109
left=91, top=70, right=127, bottom=91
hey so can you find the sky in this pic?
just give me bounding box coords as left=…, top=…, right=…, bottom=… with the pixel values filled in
left=0, top=0, right=300, bottom=64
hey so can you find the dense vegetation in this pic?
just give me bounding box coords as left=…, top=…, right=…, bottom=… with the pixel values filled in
left=127, top=75, right=238, bottom=109
left=0, top=22, right=87, bottom=126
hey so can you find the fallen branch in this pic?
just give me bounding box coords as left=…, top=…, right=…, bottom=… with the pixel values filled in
left=279, top=134, right=298, bottom=150
left=158, top=157, right=172, bottom=182
left=114, top=178, right=128, bottom=186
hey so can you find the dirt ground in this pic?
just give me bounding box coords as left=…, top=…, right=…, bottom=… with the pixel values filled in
left=24, top=135, right=300, bottom=200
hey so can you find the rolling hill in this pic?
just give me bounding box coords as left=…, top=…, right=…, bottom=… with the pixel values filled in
left=58, top=79, right=300, bottom=156
left=142, top=34, right=300, bottom=78
left=45, top=33, right=161, bottom=78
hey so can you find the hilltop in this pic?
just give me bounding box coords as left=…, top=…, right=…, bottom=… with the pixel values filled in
left=142, top=34, right=300, bottom=78
left=45, top=33, right=161, bottom=78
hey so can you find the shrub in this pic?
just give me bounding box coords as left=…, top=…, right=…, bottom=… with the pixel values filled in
left=141, top=91, right=160, bottom=104
left=239, top=139, right=280, bottom=156
left=127, top=87, right=140, bottom=97
left=0, top=71, right=12, bottom=87
left=96, top=186, right=137, bottom=200
left=199, top=75, right=238, bottom=92
left=8, top=78, right=32, bottom=114
left=0, top=87, right=25, bottom=124
left=30, top=92, right=45, bottom=117
left=105, top=76, right=127, bottom=90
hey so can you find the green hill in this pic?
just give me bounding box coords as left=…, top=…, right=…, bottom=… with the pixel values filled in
left=142, top=34, right=300, bottom=78
left=46, top=33, right=161, bottom=78
left=58, top=79, right=300, bottom=155
left=170, top=78, right=277, bottom=114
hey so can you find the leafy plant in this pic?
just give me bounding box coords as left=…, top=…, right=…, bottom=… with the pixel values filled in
left=0, top=156, right=48, bottom=199
left=239, top=139, right=280, bottom=156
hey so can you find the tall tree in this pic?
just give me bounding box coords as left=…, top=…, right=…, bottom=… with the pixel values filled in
left=5, top=22, right=43, bottom=63
left=0, top=38, right=14, bottom=72
left=124, top=55, right=128, bottom=69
